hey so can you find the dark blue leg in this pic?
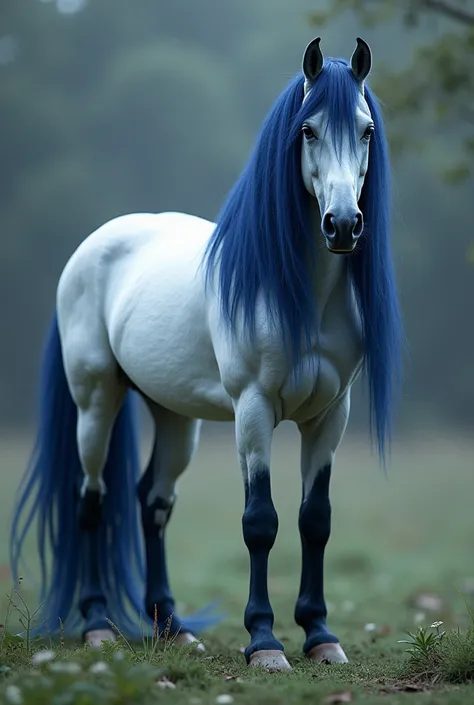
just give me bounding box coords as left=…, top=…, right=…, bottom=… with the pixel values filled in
left=242, top=467, right=283, bottom=663
left=137, top=453, right=184, bottom=636
left=294, top=464, right=339, bottom=654
left=78, top=489, right=110, bottom=636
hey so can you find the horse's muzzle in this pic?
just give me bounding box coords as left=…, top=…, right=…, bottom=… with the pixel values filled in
left=321, top=209, right=363, bottom=253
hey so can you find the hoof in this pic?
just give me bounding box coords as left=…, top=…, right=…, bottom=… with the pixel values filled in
left=84, top=629, right=116, bottom=649
left=248, top=649, right=292, bottom=672
left=173, top=631, right=205, bottom=652
left=307, top=643, right=349, bottom=663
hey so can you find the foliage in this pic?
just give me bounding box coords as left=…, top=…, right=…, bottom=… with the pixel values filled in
left=397, top=588, right=474, bottom=683
left=399, top=620, right=447, bottom=658
left=309, top=0, right=474, bottom=180
left=398, top=619, right=474, bottom=684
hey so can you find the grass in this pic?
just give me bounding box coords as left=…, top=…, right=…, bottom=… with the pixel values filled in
left=0, top=423, right=473, bottom=703
left=398, top=620, right=474, bottom=685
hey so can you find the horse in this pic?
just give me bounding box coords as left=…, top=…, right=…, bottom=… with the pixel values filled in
left=10, top=37, right=402, bottom=672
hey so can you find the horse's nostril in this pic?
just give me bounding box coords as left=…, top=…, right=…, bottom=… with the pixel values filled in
left=353, top=212, right=363, bottom=237
left=322, top=212, right=336, bottom=238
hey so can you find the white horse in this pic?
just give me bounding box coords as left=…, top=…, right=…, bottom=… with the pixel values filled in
left=10, top=37, right=402, bottom=672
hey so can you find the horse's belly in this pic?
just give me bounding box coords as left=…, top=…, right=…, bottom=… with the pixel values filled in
left=133, top=367, right=235, bottom=421
left=120, top=324, right=235, bottom=420
left=114, top=320, right=235, bottom=420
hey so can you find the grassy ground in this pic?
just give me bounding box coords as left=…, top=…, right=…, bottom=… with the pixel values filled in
left=0, top=424, right=473, bottom=703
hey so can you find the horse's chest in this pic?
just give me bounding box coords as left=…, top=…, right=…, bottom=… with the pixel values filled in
left=280, top=311, right=363, bottom=424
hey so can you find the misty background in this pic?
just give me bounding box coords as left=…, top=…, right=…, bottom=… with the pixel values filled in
left=1, top=0, right=473, bottom=442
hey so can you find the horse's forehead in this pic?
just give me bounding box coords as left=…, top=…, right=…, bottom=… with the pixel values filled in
left=307, top=93, right=371, bottom=129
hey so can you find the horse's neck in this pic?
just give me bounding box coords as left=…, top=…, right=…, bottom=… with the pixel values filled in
left=309, top=205, right=349, bottom=312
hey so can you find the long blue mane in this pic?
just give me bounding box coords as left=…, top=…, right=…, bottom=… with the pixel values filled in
left=204, top=58, right=403, bottom=461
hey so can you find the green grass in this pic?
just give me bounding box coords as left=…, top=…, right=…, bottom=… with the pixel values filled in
left=1, top=424, right=473, bottom=703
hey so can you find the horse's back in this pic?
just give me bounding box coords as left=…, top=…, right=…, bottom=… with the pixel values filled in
left=57, top=211, right=213, bottom=322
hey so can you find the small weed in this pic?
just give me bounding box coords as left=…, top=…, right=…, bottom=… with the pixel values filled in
left=0, top=579, right=45, bottom=661
left=107, top=603, right=181, bottom=663
left=398, top=605, right=474, bottom=684
left=398, top=620, right=446, bottom=659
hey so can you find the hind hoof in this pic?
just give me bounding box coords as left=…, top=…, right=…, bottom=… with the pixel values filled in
left=84, top=629, right=116, bottom=649
left=249, top=649, right=292, bottom=672
left=173, top=632, right=205, bottom=651
left=307, top=643, right=349, bottom=663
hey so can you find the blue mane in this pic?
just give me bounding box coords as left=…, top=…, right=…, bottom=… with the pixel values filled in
left=204, top=58, right=403, bottom=461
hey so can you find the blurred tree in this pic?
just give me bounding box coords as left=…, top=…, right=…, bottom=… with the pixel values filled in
left=1, top=0, right=473, bottom=429
left=0, top=0, right=254, bottom=423
left=309, top=0, right=474, bottom=181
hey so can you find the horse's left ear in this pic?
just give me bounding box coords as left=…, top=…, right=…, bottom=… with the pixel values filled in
left=350, top=37, right=372, bottom=87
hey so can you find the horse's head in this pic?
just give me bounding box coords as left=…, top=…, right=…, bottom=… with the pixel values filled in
left=300, top=38, right=373, bottom=254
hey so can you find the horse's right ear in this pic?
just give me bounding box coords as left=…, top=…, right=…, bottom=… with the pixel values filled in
left=302, top=37, right=324, bottom=94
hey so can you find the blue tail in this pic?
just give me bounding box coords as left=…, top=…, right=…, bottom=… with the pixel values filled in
left=9, top=314, right=222, bottom=638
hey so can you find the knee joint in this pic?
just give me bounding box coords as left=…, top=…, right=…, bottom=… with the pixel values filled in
left=242, top=467, right=278, bottom=552
left=242, top=501, right=278, bottom=552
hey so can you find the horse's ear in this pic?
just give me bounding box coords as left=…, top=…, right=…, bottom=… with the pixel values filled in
left=302, top=37, right=324, bottom=88
left=350, top=37, right=372, bottom=86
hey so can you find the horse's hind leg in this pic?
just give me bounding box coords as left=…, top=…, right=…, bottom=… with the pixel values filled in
left=137, top=401, right=203, bottom=648
left=63, top=332, right=126, bottom=646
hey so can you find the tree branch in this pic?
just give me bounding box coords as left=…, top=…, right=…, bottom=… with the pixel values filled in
left=422, top=0, right=474, bottom=25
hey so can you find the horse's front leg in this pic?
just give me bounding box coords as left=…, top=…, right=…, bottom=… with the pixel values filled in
left=295, top=395, right=350, bottom=664
left=235, top=389, right=291, bottom=672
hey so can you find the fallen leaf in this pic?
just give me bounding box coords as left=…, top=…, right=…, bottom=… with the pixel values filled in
left=323, top=692, right=353, bottom=703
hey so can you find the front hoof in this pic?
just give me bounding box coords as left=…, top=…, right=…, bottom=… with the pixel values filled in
left=84, top=629, right=116, bottom=649
left=249, top=649, right=292, bottom=672
left=307, top=643, right=349, bottom=663
left=173, top=632, right=206, bottom=652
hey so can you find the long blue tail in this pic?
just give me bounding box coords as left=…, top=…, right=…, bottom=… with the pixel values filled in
left=9, top=314, right=221, bottom=637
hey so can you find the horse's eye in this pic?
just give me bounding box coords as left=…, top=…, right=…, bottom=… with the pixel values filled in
left=362, top=125, right=374, bottom=141
left=302, top=125, right=317, bottom=141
